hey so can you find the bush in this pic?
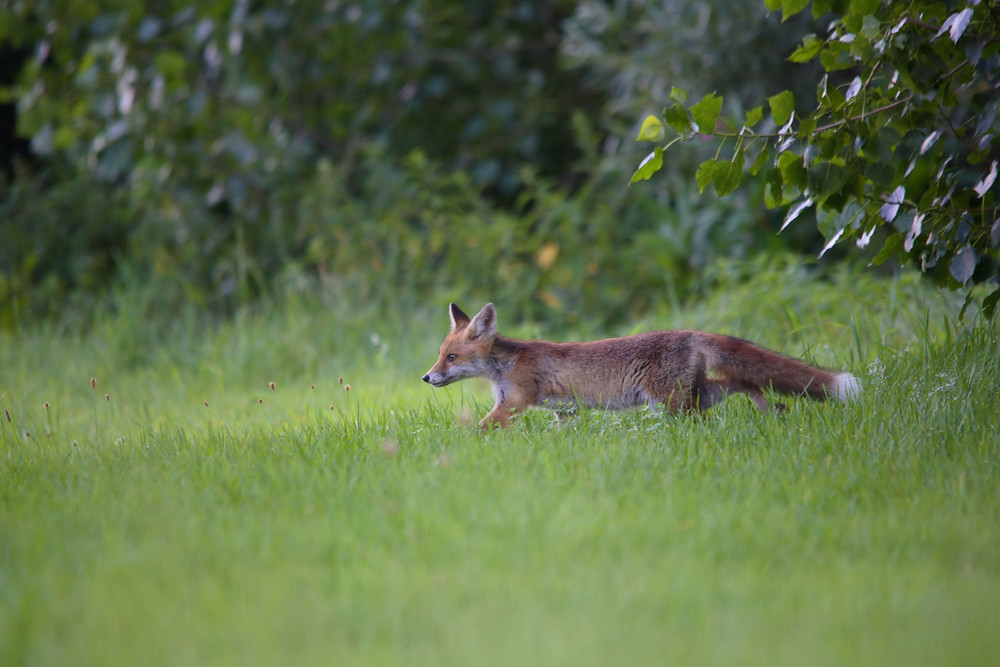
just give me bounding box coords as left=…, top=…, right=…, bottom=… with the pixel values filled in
left=0, top=165, right=134, bottom=329
left=632, top=0, right=1000, bottom=316
left=0, top=0, right=872, bottom=329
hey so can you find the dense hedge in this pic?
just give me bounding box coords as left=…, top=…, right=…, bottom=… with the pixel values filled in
left=1, top=1, right=826, bottom=328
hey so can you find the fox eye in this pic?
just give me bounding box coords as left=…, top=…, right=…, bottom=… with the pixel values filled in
left=446, top=353, right=457, bottom=362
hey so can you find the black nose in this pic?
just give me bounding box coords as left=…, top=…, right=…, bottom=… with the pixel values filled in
left=422, top=374, right=431, bottom=383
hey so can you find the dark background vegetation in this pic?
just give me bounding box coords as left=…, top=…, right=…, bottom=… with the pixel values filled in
left=0, top=0, right=878, bottom=330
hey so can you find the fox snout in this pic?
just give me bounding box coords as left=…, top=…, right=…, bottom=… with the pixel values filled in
left=423, top=364, right=465, bottom=387
left=422, top=370, right=448, bottom=387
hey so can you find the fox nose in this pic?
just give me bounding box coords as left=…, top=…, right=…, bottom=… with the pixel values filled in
left=422, top=374, right=431, bottom=383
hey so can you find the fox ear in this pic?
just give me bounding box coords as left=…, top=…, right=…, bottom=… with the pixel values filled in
left=467, top=303, right=497, bottom=340
left=449, top=303, right=471, bottom=330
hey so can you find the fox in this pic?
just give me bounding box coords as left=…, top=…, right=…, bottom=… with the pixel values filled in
left=422, top=302, right=861, bottom=429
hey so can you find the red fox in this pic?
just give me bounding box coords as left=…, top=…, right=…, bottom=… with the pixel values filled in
left=422, top=302, right=861, bottom=429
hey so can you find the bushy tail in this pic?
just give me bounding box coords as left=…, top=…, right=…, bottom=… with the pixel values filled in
left=827, top=372, right=862, bottom=401
left=706, top=334, right=861, bottom=402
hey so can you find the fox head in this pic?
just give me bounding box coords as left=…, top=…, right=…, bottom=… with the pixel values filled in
left=422, top=302, right=497, bottom=387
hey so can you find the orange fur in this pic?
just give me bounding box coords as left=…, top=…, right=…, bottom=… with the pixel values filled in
left=422, top=303, right=860, bottom=429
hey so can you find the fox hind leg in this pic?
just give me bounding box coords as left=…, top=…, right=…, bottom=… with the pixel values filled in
left=642, top=354, right=708, bottom=415
left=642, top=352, right=782, bottom=416
left=643, top=381, right=700, bottom=415
left=697, top=378, right=786, bottom=413
left=696, top=378, right=736, bottom=411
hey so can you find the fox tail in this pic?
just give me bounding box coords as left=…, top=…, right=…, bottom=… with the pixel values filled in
left=707, top=335, right=861, bottom=403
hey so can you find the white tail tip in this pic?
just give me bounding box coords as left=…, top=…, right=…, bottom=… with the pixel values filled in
left=832, top=373, right=862, bottom=401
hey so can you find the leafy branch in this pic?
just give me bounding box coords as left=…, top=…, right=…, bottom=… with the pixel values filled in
left=631, top=0, right=1000, bottom=317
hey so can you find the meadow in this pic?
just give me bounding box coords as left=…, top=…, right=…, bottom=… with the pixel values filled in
left=2, top=262, right=999, bottom=666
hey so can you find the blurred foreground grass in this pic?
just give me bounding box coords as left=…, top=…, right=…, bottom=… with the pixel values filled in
left=2, top=262, right=998, bottom=666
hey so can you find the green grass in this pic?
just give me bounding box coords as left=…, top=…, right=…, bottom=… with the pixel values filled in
left=2, top=264, right=999, bottom=666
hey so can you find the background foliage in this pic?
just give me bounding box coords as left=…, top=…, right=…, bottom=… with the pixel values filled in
left=634, top=0, right=1000, bottom=315
left=1, top=0, right=839, bottom=328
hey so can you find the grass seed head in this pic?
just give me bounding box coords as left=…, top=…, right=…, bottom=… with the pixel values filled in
left=269, top=381, right=276, bottom=391
left=44, top=402, right=51, bottom=409
left=90, top=377, right=97, bottom=389
left=104, top=393, right=110, bottom=402
left=4, top=409, right=10, bottom=423
left=258, top=397, right=264, bottom=405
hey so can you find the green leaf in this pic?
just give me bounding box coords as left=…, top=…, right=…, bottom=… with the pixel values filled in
left=822, top=201, right=865, bottom=239
left=859, top=15, right=881, bottom=41
left=670, top=87, right=687, bottom=105
left=811, top=0, right=834, bottom=17
left=983, top=287, right=1000, bottom=319
left=820, top=42, right=856, bottom=72
left=765, top=168, right=784, bottom=208
left=789, top=35, right=824, bottom=63
left=768, top=90, right=795, bottom=126
left=696, top=159, right=717, bottom=194
left=871, top=232, right=902, bottom=266
left=749, top=145, right=771, bottom=176
left=850, top=0, right=880, bottom=16
left=820, top=77, right=847, bottom=111
left=781, top=0, right=811, bottom=22
left=664, top=104, right=694, bottom=136
left=764, top=0, right=781, bottom=10
left=798, top=117, right=817, bottom=138
left=712, top=151, right=744, bottom=197
left=631, top=147, right=663, bottom=183
left=744, top=106, right=763, bottom=128
left=777, top=150, right=807, bottom=190
left=809, top=163, right=846, bottom=201
left=636, top=115, right=665, bottom=142
left=850, top=37, right=875, bottom=63
left=864, top=162, right=895, bottom=191
left=690, top=93, right=723, bottom=133
left=874, top=127, right=900, bottom=164
left=959, top=290, right=975, bottom=321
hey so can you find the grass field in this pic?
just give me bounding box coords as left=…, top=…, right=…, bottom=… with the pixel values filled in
left=2, top=263, right=999, bottom=666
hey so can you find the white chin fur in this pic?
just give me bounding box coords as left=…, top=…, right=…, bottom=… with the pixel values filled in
left=832, top=373, right=862, bottom=401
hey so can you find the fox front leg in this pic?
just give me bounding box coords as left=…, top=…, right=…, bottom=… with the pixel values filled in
left=479, top=406, right=513, bottom=430
left=479, top=388, right=530, bottom=430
